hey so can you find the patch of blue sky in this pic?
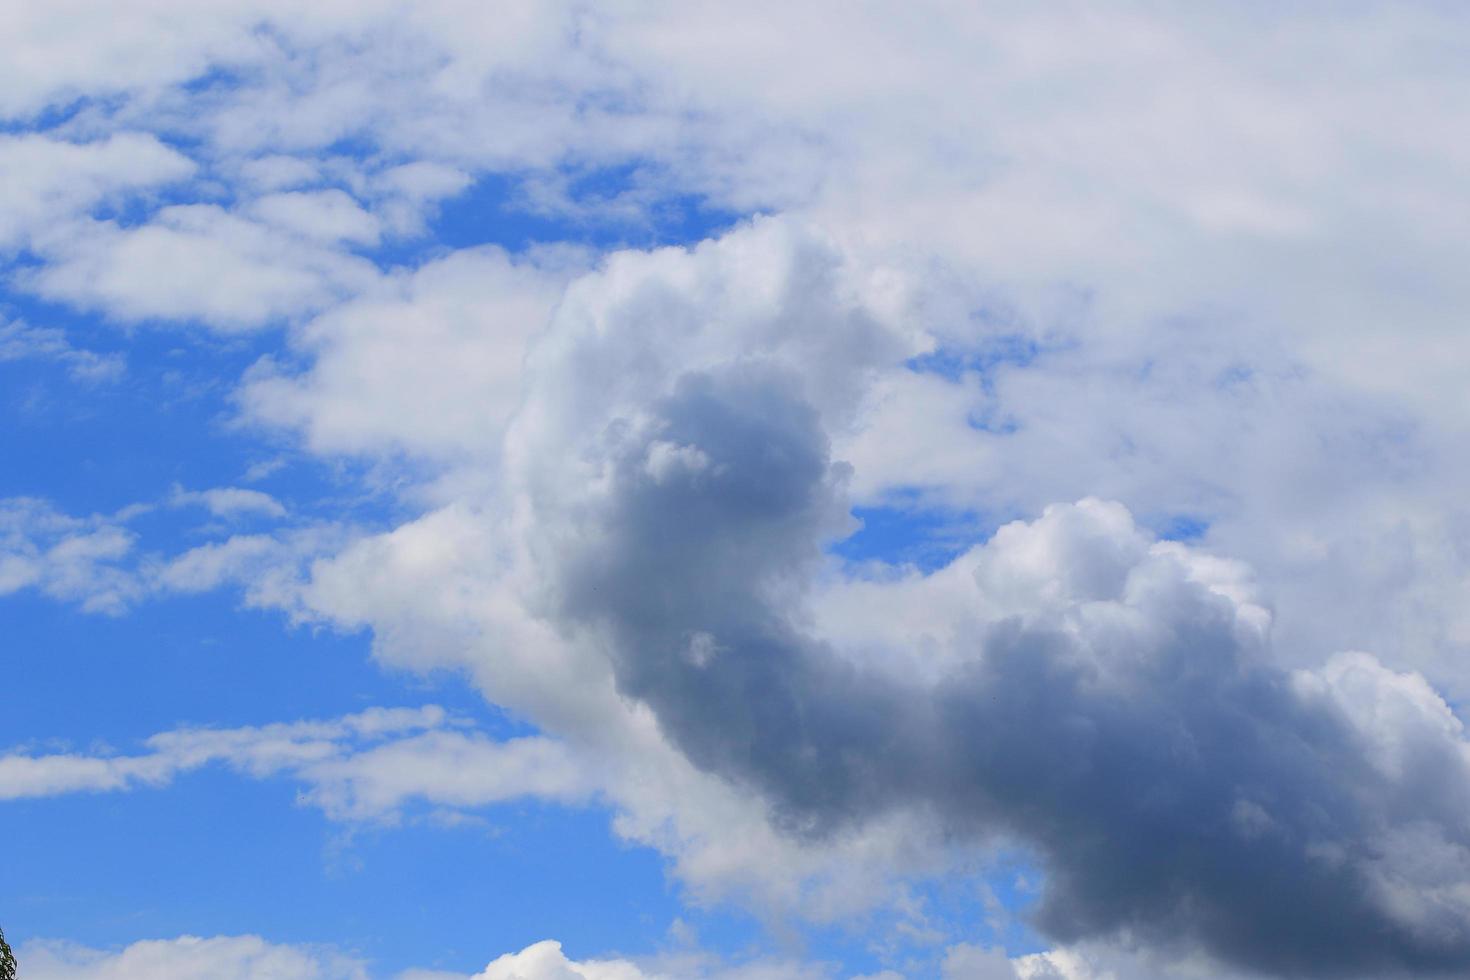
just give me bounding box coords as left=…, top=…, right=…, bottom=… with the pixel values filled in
left=0, top=95, right=93, bottom=133
left=919, top=855, right=1048, bottom=957
left=0, top=585, right=522, bottom=746
left=1155, top=513, right=1211, bottom=542
left=906, top=333, right=1042, bottom=386
left=907, top=335, right=1045, bottom=436
left=404, top=163, right=747, bottom=262
left=178, top=63, right=251, bottom=99
left=83, top=179, right=191, bottom=230
left=2, top=298, right=303, bottom=520
left=0, top=778, right=698, bottom=977
left=834, top=498, right=996, bottom=573
left=969, top=853, right=1049, bottom=955
left=966, top=406, right=1021, bottom=436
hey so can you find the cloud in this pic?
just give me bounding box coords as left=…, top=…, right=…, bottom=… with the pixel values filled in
left=939, top=945, right=1019, bottom=980
left=169, top=485, right=287, bottom=519
left=487, top=221, right=1470, bottom=976
left=6, top=4, right=1470, bottom=415
left=0, top=495, right=341, bottom=613
left=463, top=941, right=653, bottom=980
left=296, top=726, right=593, bottom=821
left=0, top=131, right=193, bottom=252
left=0, top=497, right=140, bottom=613
left=6, top=2, right=1457, bottom=402
left=0, top=318, right=124, bottom=382
left=410, top=938, right=841, bottom=980
left=238, top=245, right=585, bottom=460
left=17, top=935, right=368, bottom=980
left=152, top=525, right=346, bottom=608
left=25, top=204, right=381, bottom=330
left=0, top=705, right=591, bottom=822
left=246, top=188, right=382, bottom=246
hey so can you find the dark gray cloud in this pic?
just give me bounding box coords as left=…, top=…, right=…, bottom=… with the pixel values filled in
left=512, top=222, right=1470, bottom=978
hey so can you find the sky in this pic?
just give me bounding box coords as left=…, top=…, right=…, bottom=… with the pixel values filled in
left=4, top=3, right=1470, bottom=979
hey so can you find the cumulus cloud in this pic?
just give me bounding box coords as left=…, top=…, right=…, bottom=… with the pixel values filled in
left=484, top=221, right=1470, bottom=976
left=0, top=705, right=590, bottom=821
left=460, top=941, right=652, bottom=980
left=407, top=938, right=843, bottom=980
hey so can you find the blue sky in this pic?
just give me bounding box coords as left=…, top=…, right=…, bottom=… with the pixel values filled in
left=5, top=6, right=1470, bottom=980
left=0, top=182, right=776, bottom=977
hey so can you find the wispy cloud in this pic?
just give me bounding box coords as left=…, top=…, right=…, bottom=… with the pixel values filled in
left=0, top=319, right=123, bottom=383
left=0, top=705, right=592, bottom=822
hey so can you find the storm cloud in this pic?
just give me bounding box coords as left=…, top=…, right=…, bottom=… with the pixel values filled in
left=504, top=219, right=1470, bottom=977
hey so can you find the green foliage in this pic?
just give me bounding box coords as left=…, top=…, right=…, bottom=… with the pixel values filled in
left=0, top=924, right=15, bottom=980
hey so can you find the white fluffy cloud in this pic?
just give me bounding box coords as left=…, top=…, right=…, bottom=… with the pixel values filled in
left=239, top=245, right=585, bottom=460
left=0, top=132, right=193, bottom=252
left=406, top=937, right=850, bottom=980
left=460, top=941, right=652, bottom=980
left=25, top=204, right=381, bottom=330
